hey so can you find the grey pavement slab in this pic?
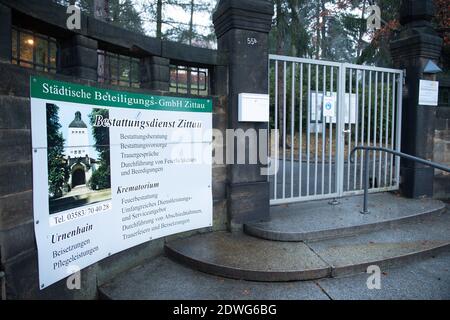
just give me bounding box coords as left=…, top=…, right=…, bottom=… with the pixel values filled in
left=165, top=231, right=331, bottom=281
left=318, top=250, right=450, bottom=300
left=99, top=256, right=329, bottom=300
left=245, top=193, right=445, bottom=241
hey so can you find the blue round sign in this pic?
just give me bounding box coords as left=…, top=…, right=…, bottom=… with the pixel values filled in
left=325, top=102, right=332, bottom=110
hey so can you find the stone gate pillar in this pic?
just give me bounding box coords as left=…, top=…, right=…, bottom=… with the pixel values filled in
left=60, top=35, right=98, bottom=81
left=213, top=0, right=273, bottom=227
left=390, top=0, right=443, bottom=198
left=0, top=3, right=11, bottom=63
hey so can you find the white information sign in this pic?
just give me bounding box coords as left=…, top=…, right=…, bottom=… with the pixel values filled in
left=310, top=92, right=356, bottom=132
left=419, top=80, right=439, bottom=106
left=30, top=76, right=213, bottom=289
left=322, top=95, right=336, bottom=118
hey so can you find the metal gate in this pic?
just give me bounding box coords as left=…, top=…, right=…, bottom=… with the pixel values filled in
left=268, top=55, right=403, bottom=205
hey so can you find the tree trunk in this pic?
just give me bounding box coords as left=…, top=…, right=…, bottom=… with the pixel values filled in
left=156, top=0, right=163, bottom=39
left=188, top=0, right=194, bottom=45
left=94, top=0, right=109, bottom=82
left=275, top=0, right=285, bottom=148
left=320, top=0, right=327, bottom=59
left=356, top=0, right=367, bottom=60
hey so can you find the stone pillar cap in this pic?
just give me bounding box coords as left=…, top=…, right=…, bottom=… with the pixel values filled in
left=213, top=0, right=273, bottom=38
left=400, top=0, right=435, bottom=25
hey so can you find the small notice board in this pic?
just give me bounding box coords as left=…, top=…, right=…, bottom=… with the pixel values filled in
left=418, top=80, right=439, bottom=106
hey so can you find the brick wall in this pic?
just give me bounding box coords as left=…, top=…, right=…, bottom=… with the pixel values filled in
left=433, top=81, right=450, bottom=199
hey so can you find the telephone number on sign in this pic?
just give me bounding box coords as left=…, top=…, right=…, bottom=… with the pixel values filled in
left=50, top=202, right=112, bottom=226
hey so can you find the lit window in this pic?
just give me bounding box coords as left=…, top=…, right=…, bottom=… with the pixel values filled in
left=11, top=26, right=58, bottom=73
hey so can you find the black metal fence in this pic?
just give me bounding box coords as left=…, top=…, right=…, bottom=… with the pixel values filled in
left=97, top=50, right=140, bottom=88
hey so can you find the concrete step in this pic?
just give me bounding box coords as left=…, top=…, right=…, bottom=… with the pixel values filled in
left=165, top=231, right=331, bottom=282
left=245, top=193, right=446, bottom=241
left=164, top=210, right=450, bottom=282
left=98, top=251, right=450, bottom=300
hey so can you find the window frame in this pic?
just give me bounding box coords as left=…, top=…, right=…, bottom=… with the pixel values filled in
left=170, top=64, right=209, bottom=96
left=97, top=50, right=140, bottom=88
left=11, top=26, right=59, bottom=73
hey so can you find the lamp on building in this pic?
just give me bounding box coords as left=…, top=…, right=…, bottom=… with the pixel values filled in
left=423, top=60, right=442, bottom=74
left=423, top=60, right=442, bottom=81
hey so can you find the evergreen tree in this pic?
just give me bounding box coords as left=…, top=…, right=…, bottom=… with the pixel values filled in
left=88, top=108, right=111, bottom=190
left=357, top=0, right=401, bottom=66
left=47, top=104, right=69, bottom=199
left=143, top=0, right=215, bottom=46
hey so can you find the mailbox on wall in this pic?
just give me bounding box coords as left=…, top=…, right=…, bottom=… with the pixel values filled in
left=238, top=93, right=270, bottom=122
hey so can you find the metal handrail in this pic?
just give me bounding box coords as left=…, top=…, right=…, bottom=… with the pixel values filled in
left=351, top=146, right=450, bottom=214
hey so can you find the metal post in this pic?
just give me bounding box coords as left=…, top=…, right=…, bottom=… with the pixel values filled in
left=328, top=198, right=340, bottom=205
left=361, top=148, right=370, bottom=214
left=0, top=271, right=5, bottom=300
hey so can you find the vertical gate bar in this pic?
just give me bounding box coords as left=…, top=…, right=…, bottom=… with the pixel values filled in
left=395, top=73, right=403, bottom=188
left=274, top=60, right=278, bottom=199
left=306, top=64, right=311, bottom=196
left=176, top=66, right=179, bottom=93
left=267, top=58, right=270, bottom=184
left=354, top=69, right=359, bottom=190
left=283, top=61, right=287, bottom=198
left=336, top=64, right=345, bottom=198
left=347, top=68, right=352, bottom=190
left=291, top=63, right=295, bottom=198
left=360, top=70, right=366, bottom=189
left=378, top=72, right=384, bottom=186
left=197, top=67, right=200, bottom=95
left=314, top=64, right=319, bottom=195
left=390, top=73, right=396, bottom=186
left=322, top=65, right=326, bottom=195
left=372, top=71, right=378, bottom=188
left=367, top=71, right=372, bottom=188
left=299, top=63, right=303, bottom=197
left=187, top=68, right=192, bottom=94
left=385, top=73, right=390, bottom=186
left=329, top=67, right=333, bottom=194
